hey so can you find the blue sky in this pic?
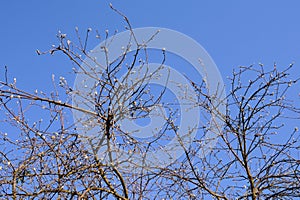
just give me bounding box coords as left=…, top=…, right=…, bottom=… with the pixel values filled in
left=1, top=1, right=300, bottom=91
left=1, top=1, right=300, bottom=197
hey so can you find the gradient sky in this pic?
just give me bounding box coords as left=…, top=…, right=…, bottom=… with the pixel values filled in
left=1, top=1, right=300, bottom=91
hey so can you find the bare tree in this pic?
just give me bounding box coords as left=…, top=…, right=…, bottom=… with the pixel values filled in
left=172, top=64, right=300, bottom=199
left=1, top=10, right=300, bottom=200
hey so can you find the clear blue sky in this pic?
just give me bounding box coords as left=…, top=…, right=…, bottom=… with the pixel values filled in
left=1, top=1, right=300, bottom=196
left=1, top=1, right=300, bottom=91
